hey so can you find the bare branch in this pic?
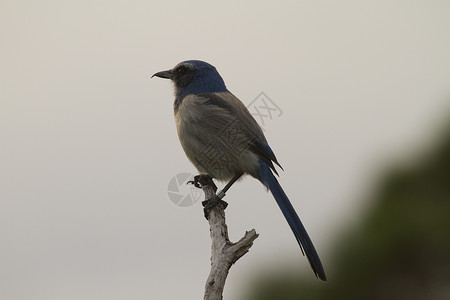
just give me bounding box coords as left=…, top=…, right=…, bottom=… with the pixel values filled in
left=195, top=175, right=259, bottom=300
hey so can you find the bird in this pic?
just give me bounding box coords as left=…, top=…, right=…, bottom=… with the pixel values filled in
left=152, top=60, right=326, bottom=281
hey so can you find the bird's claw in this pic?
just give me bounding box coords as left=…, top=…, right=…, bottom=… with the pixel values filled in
left=187, top=174, right=218, bottom=191
left=187, top=175, right=202, bottom=188
left=202, top=195, right=228, bottom=219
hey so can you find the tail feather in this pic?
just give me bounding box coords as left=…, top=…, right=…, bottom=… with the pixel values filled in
left=259, top=161, right=327, bottom=281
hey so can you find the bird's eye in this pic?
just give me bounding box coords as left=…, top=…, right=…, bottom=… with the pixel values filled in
left=175, top=66, right=187, bottom=74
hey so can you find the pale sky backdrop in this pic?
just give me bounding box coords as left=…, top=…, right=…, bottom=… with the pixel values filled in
left=1, top=1, right=449, bottom=299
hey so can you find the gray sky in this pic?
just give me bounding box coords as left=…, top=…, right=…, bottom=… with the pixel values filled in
left=1, top=1, right=449, bottom=299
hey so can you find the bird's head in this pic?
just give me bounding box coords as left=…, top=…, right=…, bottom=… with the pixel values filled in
left=152, top=60, right=228, bottom=99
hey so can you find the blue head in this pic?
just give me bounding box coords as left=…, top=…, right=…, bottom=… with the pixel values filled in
left=152, top=60, right=228, bottom=99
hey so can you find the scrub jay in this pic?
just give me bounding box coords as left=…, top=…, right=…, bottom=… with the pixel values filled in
left=153, top=60, right=326, bottom=281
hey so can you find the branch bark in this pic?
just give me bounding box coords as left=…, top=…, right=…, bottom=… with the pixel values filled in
left=196, top=175, right=259, bottom=300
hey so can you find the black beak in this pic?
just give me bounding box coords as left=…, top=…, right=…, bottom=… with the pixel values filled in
left=152, top=69, right=173, bottom=80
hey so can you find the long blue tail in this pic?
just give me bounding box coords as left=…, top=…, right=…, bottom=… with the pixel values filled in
left=258, top=161, right=327, bottom=281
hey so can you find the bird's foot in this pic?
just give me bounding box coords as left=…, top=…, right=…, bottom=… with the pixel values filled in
left=187, top=175, right=202, bottom=188
left=202, top=195, right=228, bottom=220
left=187, top=174, right=217, bottom=191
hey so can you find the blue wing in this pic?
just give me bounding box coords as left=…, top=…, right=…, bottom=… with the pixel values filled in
left=199, top=92, right=283, bottom=175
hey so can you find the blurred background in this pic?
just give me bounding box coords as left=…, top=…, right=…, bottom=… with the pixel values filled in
left=1, top=1, right=449, bottom=299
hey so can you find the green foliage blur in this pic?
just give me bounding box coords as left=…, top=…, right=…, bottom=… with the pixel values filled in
left=245, top=123, right=450, bottom=300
